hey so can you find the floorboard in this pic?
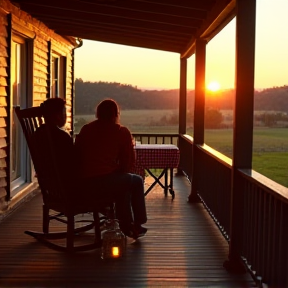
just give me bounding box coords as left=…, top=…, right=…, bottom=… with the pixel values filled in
left=0, top=174, right=255, bottom=287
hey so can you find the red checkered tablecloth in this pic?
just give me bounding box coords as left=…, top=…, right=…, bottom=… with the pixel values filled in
left=133, top=144, right=180, bottom=179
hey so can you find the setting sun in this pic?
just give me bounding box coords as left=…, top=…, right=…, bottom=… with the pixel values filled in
left=207, top=81, right=221, bottom=92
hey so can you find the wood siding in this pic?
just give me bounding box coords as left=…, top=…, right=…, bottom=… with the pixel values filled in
left=0, top=0, right=76, bottom=213
left=0, top=8, right=8, bottom=210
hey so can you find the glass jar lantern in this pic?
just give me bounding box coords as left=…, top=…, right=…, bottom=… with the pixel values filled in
left=101, top=219, right=126, bottom=259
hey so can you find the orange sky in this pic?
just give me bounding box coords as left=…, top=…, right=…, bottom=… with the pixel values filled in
left=75, top=1, right=288, bottom=90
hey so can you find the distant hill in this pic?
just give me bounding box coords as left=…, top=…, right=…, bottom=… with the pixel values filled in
left=75, top=79, right=181, bottom=114
left=75, top=79, right=288, bottom=114
left=254, top=86, right=288, bottom=111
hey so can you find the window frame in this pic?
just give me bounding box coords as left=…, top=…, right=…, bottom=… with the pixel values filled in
left=10, top=32, right=33, bottom=195
left=51, top=50, right=67, bottom=98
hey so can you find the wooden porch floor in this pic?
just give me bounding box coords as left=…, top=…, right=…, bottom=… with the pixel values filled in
left=0, top=175, right=254, bottom=287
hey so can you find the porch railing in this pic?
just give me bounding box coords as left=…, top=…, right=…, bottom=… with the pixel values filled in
left=194, top=144, right=232, bottom=240
left=132, top=133, right=178, bottom=145
left=239, top=169, right=288, bottom=287
left=178, top=134, right=193, bottom=181
left=133, top=132, right=288, bottom=287
left=190, top=139, right=288, bottom=287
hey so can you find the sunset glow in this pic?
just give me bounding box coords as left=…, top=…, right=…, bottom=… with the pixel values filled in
left=207, top=81, right=221, bottom=92
left=75, top=2, right=288, bottom=90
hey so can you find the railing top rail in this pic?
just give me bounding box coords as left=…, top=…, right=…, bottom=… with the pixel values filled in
left=132, top=133, right=179, bottom=137
left=197, top=143, right=232, bottom=167
left=179, top=134, right=193, bottom=143
left=240, top=168, right=288, bottom=204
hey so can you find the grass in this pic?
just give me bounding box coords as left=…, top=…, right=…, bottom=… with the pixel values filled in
left=195, top=128, right=288, bottom=187
left=75, top=110, right=179, bottom=134
left=253, top=152, right=288, bottom=187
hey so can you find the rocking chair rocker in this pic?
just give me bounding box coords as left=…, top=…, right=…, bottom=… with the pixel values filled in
left=15, top=105, right=114, bottom=252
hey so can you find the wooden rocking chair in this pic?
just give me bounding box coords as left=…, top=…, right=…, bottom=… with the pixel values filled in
left=15, top=105, right=114, bottom=252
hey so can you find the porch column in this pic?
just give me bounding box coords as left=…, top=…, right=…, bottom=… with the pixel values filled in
left=224, top=0, right=256, bottom=272
left=179, top=57, right=187, bottom=135
left=188, top=39, right=206, bottom=202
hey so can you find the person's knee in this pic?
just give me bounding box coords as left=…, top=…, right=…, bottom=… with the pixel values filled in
left=132, top=174, right=143, bottom=185
left=131, top=174, right=144, bottom=193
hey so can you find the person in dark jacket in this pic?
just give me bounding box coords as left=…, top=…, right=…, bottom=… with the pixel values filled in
left=33, top=98, right=74, bottom=193
left=75, top=98, right=147, bottom=238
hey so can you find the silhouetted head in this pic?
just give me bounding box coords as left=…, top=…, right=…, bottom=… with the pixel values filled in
left=42, top=98, right=67, bottom=127
left=96, top=99, right=119, bottom=123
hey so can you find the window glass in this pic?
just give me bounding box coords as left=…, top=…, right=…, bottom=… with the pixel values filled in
left=11, top=37, right=29, bottom=192
left=51, top=53, right=66, bottom=98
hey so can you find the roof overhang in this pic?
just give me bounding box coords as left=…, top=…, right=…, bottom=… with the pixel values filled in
left=11, top=0, right=236, bottom=58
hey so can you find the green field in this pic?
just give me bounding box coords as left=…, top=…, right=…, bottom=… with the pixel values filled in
left=202, top=127, right=288, bottom=155
left=75, top=109, right=179, bottom=133
left=253, top=152, right=288, bottom=187
left=201, top=128, right=288, bottom=187
left=75, top=111, right=288, bottom=188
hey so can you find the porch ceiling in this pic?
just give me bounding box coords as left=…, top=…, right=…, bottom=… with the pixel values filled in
left=11, top=0, right=235, bottom=57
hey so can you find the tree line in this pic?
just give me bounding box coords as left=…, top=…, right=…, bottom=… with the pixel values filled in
left=75, top=79, right=288, bottom=115
left=75, top=79, right=179, bottom=114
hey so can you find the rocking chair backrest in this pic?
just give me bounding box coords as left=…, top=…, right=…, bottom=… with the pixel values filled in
left=14, top=106, right=44, bottom=172
left=14, top=105, right=66, bottom=205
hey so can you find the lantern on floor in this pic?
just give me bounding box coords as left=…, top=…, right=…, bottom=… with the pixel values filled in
left=101, top=219, right=126, bottom=259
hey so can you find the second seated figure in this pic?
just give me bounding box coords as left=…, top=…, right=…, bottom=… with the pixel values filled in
left=75, top=98, right=147, bottom=239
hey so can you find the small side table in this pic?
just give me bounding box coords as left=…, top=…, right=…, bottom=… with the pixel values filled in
left=134, top=144, right=180, bottom=199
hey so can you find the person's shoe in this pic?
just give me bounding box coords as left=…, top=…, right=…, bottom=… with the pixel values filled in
left=119, top=223, right=134, bottom=238
left=120, top=223, right=147, bottom=239
left=134, top=225, right=147, bottom=239
left=130, top=224, right=147, bottom=239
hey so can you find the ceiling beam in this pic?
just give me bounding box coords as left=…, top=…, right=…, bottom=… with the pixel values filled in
left=18, top=0, right=209, bottom=20
left=20, top=4, right=201, bottom=31
left=73, top=32, right=182, bottom=53
left=181, top=0, right=236, bottom=58
left=124, top=0, right=216, bottom=11
left=53, top=21, right=191, bottom=42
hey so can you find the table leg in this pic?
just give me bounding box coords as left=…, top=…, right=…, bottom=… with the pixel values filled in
left=145, top=169, right=166, bottom=196
left=144, top=168, right=175, bottom=200
left=169, top=168, right=175, bottom=199
left=164, top=168, right=168, bottom=196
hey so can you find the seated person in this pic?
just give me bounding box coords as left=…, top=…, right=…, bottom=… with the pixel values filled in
left=34, top=98, right=144, bottom=237
left=75, top=98, right=147, bottom=238
left=33, top=98, right=74, bottom=192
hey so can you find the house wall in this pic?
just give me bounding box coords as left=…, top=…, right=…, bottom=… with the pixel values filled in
left=0, top=0, right=76, bottom=217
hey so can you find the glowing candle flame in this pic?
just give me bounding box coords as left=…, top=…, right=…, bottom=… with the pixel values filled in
left=112, top=247, right=120, bottom=257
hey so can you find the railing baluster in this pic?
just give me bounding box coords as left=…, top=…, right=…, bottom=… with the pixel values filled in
left=132, top=133, right=179, bottom=146
left=240, top=171, right=288, bottom=287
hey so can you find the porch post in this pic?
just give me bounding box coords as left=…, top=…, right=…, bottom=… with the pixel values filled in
left=179, top=57, right=187, bottom=135
left=224, top=0, right=256, bottom=272
left=188, top=39, right=206, bottom=202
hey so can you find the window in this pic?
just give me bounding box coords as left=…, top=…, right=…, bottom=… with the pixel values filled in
left=51, top=53, right=66, bottom=98
left=10, top=35, right=31, bottom=194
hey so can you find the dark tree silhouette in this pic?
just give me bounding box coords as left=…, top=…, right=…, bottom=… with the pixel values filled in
left=75, top=79, right=288, bottom=115
left=205, top=108, right=223, bottom=129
